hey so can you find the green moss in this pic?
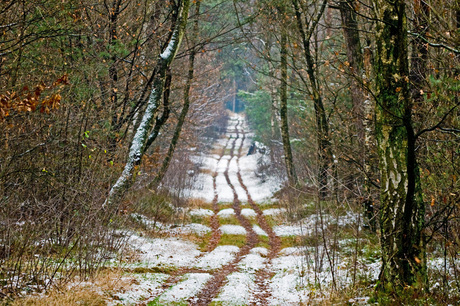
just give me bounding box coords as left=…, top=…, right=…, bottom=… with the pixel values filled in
left=368, top=287, right=451, bottom=306
left=216, top=203, right=234, bottom=209
left=262, top=215, right=281, bottom=228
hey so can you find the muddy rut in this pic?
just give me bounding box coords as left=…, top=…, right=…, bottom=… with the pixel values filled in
left=236, top=124, right=281, bottom=304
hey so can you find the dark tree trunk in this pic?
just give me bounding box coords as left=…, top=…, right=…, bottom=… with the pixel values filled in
left=107, top=0, right=122, bottom=154
left=339, top=0, right=375, bottom=230
left=292, top=0, right=331, bottom=198
left=339, top=0, right=365, bottom=139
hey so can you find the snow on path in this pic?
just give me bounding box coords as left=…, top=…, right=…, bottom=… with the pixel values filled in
left=218, top=224, right=268, bottom=236
left=127, top=235, right=200, bottom=268
left=194, top=245, right=240, bottom=270
left=109, top=273, right=168, bottom=305
left=238, top=252, right=267, bottom=272
left=157, top=273, right=213, bottom=304
left=110, top=113, right=377, bottom=305
left=217, top=208, right=257, bottom=218
left=213, top=272, right=256, bottom=305
left=189, top=208, right=213, bottom=217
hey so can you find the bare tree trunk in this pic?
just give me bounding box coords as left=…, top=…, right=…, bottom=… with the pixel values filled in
left=363, top=46, right=374, bottom=186
left=279, top=29, right=298, bottom=186
left=338, top=0, right=375, bottom=229
left=105, top=0, right=191, bottom=207
left=292, top=0, right=331, bottom=198
left=374, top=0, right=426, bottom=290
left=339, top=0, right=366, bottom=144
left=109, top=0, right=122, bottom=128
left=233, top=78, right=236, bottom=113
left=410, top=0, right=429, bottom=103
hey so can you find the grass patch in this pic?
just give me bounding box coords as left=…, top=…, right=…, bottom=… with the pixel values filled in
left=262, top=214, right=282, bottom=228
left=301, top=234, right=322, bottom=248
left=11, top=270, right=127, bottom=306
left=127, top=191, right=184, bottom=231
left=246, top=216, right=257, bottom=224
left=189, top=214, right=211, bottom=227
left=198, top=231, right=213, bottom=252
left=148, top=299, right=189, bottom=306
left=210, top=146, right=225, bottom=155
left=218, top=234, right=247, bottom=248
left=187, top=198, right=213, bottom=210
left=239, top=203, right=253, bottom=209
left=216, top=203, right=234, bottom=209
left=281, top=236, right=302, bottom=248
left=218, top=216, right=241, bottom=225
left=199, top=168, right=214, bottom=176
left=126, top=266, right=177, bottom=274
left=367, top=287, right=460, bottom=306
left=256, top=235, right=270, bottom=249
left=257, top=201, right=282, bottom=209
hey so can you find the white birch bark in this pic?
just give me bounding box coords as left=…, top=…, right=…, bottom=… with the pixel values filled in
left=105, top=0, right=191, bottom=207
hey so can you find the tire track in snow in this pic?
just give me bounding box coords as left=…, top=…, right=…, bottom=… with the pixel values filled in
left=236, top=123, right=281, bottom=304
left=189, top=119, right=260, bottom=305
left=206, top=131, right=232, bottom=252
left=140, top=129, right=233, bottom=304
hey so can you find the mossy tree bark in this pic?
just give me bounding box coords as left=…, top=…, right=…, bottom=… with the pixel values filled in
left=374, top=0, right=426, bottom=290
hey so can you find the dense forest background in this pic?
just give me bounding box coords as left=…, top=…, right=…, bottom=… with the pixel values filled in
left=1, top=0, right=459, bottom=303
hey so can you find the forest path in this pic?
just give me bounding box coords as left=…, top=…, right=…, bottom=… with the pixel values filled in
left=112, top=113, right=309, bottom=305
left=188, top=117, right=281, bottom=305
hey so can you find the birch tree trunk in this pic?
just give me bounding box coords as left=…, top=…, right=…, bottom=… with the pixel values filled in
left=105, top=0, right=191, bottom=207
left=374, top=0, right=426, bottom=290
left=143, top=70, right=172, bottom=152
left=265, top=41, right=278, bottom=141
left=150, top=0, right=200, bottom=188
left=279, top=29, right=298, bottom=186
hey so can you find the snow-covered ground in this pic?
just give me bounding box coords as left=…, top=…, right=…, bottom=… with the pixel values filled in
left=103, top=113, right=383, bottom=305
